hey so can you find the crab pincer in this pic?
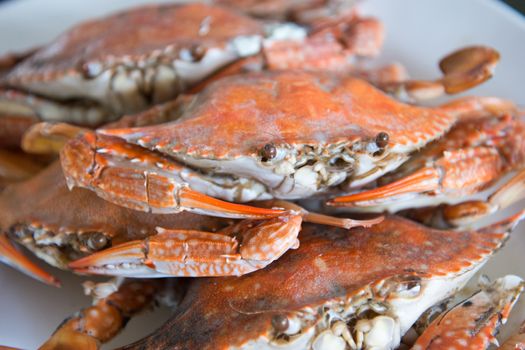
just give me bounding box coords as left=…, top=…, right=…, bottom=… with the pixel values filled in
left=68, top=214, right=303, bottom=277
left=60, top=131, right=285, bottom=219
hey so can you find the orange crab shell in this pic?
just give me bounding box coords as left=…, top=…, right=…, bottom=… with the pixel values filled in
left=123, top=215, right=514, bottom=350
left=104, top=70, right=456, bottom=159
left=3, top=3, right=263, bottom=86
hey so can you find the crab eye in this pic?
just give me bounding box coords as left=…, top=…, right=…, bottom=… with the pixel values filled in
left=190, top=45, right=207, bottom=62
left=261, top=143, right=277, bottom=162
left=86, top=232, right=110, bottom=251
left=271, top=314, right=289, bottom=332
left=375, top=132, right=389, bottom=148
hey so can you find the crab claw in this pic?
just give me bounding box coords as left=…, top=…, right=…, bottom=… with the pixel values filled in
left=60, top=132, right=283, bottom=219
left=0, top=233, right=60, bottom=287
left=328, top=147, right=504, bottom=211
left=69, top=214, right=302, bottom=277
left=414, top=275, right=524, bottom=349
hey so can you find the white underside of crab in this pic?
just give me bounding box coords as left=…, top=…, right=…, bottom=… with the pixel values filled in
left=0, top=92, right=111, bottom=125
left=13, top=46, right=241, bottom=114
left=227, top=263, right=483, bottom=350
left=173, top=148, right=409, bottom=201
left=3, top=23, right=308, bottom=121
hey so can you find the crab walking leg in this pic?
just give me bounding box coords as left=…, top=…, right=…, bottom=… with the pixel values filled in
left=432, top=168, right=525, bottom=227
left=39, top=279, right=161, bottom=350
left=69, top=214, right=302, bottom=277
left=500, top=321, right=525, bottom=350
left=61, top=132, right=282, bottom=218
left=412, top=275, right=524, bottom=349
left=256, top=199, right=384, bottom=229
left=380, top=46, right=500, bottom=101
left=0, top=233, right=60, bottom=287
left=329, top=146, right=505, bottom=209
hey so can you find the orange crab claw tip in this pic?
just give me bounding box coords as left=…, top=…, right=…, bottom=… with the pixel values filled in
left=68, top=240, right=145, bottom=273
left=327, top=167, right=440, bottom=206
left=179, top=187, right=285, bottom=219
left=0, top=234, right=60, bottom=287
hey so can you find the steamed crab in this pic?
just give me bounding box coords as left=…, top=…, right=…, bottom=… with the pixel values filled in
left=0, top=2, right=385, bottom=148
left=33, top=213, right=524, bottom=349
left=59, top=67, right=512, bottom=218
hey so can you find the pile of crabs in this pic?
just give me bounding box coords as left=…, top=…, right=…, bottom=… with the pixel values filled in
left=1, top=1, right=525, bottom=349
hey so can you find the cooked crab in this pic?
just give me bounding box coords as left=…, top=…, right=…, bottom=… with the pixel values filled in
left=106, top=213, right=524, bottom=350
left=59, top=68, right=513, bottom=218
left=329, top=112, right=525, bottom=227
left=0, top=162, right=379, bottom=283
left=412, top=275, right=524, bottom=349
left=0, top=2, right=385, bottom=148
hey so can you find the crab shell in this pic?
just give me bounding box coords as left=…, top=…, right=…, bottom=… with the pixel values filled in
left=0, top=162, right=227, bottom=269
left=1, top=3, right=264, bottom=120
left=101, top=70, right=456, bottom=201
left=122, top=214, right=521, bottom=350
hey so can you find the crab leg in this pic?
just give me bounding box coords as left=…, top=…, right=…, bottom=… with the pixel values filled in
left=256, top=199, right=384, bottom=229
left=433, top=168, right=525, bottom=227
left=61, top=132, right=283, bottom=218
left=413, top=275, right=524, bottom=349
left=69, top=213, right=302, bottom=277
left=0, top=233, right=60, bottom=287
left=39, top=279, right=162, bottom=350
left=381, top=46, right=500, bottom=101
left=329, top=146, right=505, bottom=209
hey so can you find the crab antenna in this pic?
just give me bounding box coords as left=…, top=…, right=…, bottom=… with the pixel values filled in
left=0, top=233, right=60, bottom=287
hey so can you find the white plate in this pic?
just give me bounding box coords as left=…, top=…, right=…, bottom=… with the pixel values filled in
left=0, top=0, right=524, bottom=348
